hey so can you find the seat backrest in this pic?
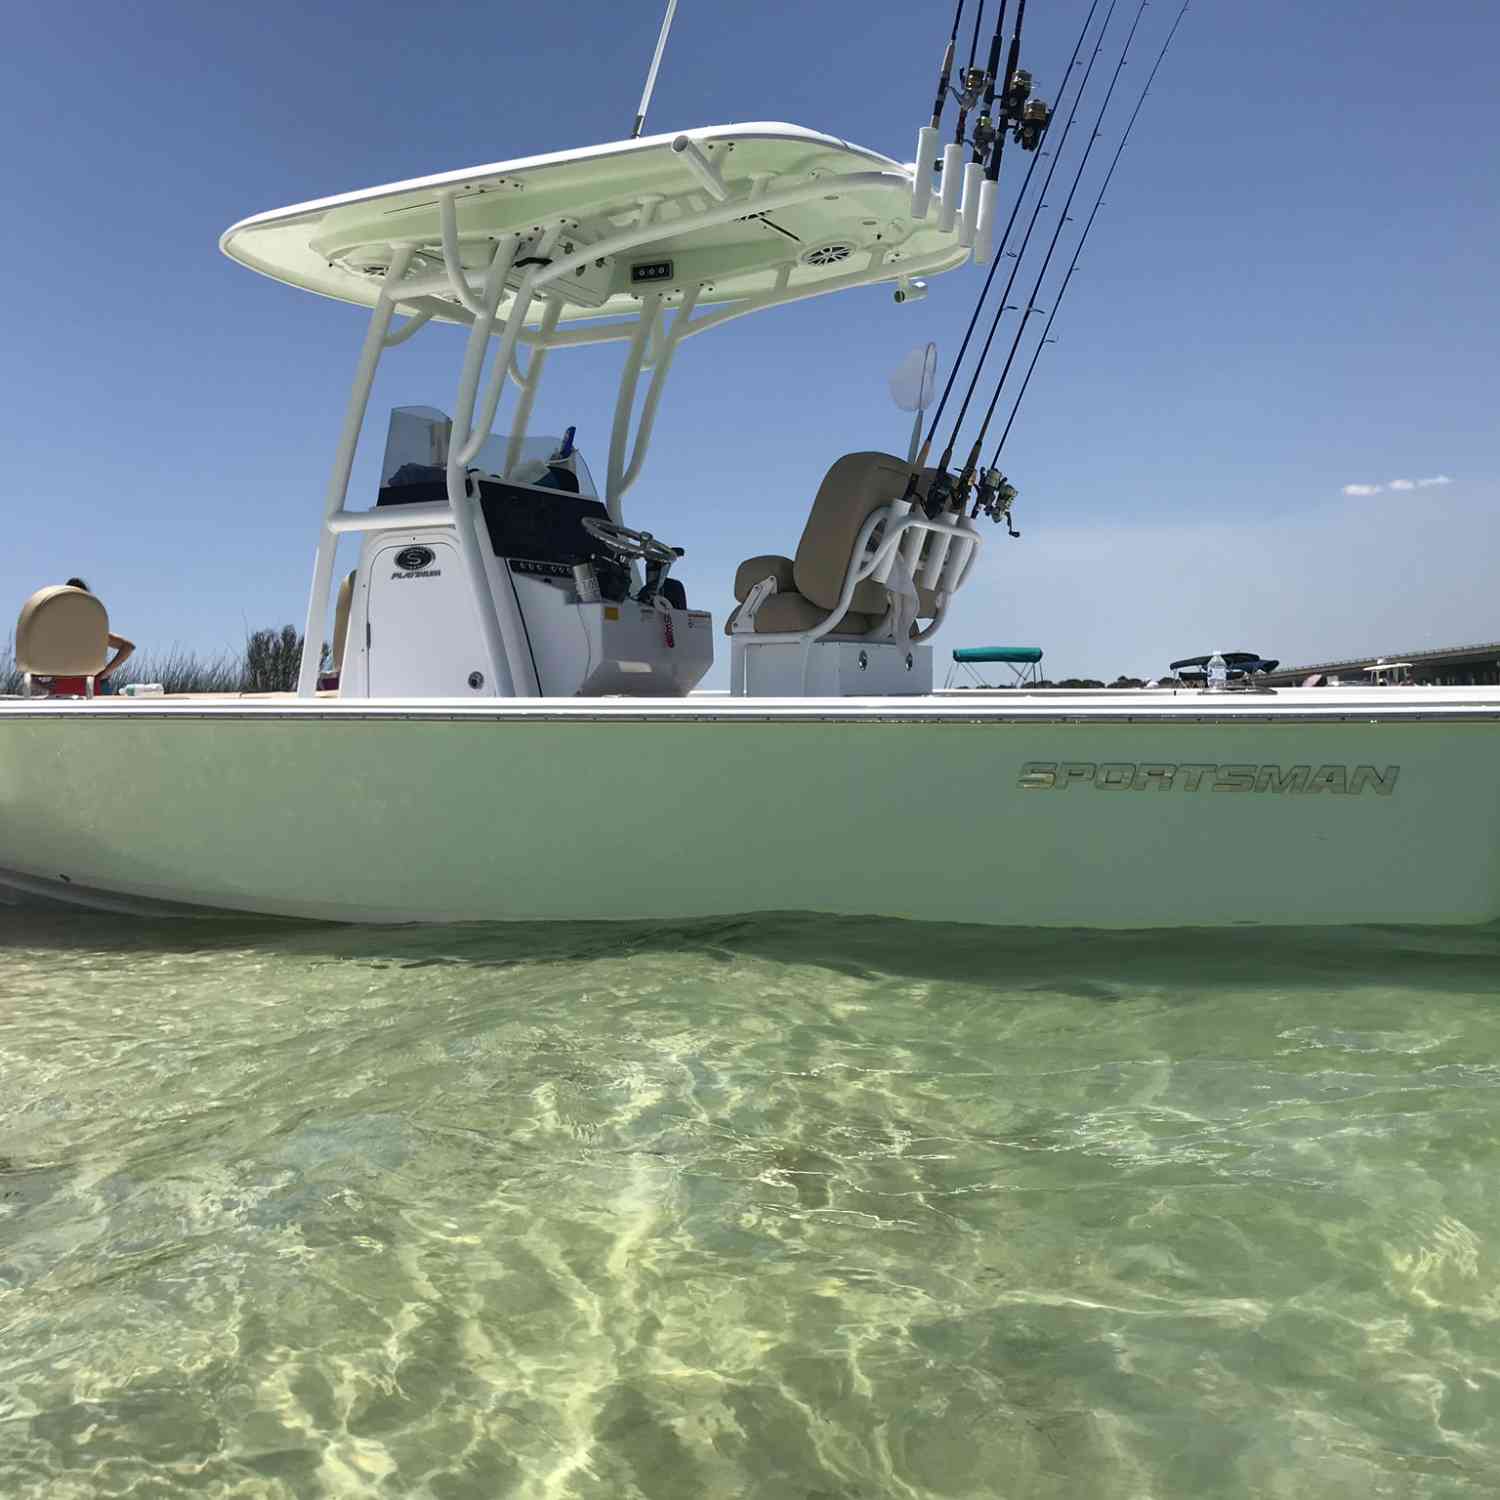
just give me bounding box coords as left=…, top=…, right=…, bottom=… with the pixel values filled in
left=15, top=586, right=109, bottom=675
left=792, top=452, right=912, bottom=611
left=331, top=570, right=356, bottom=673
left=792, top=453, right=955, bottom=612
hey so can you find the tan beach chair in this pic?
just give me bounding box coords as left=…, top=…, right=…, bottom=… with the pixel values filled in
left=14, top=585, right=110, bottom=697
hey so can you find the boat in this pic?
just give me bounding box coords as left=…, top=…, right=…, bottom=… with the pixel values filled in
left=3, top=16, right=1498, bottom=930
left=946, top=646, right=1045, bottom=687
left=1169, top=652, right=1280, bottom=686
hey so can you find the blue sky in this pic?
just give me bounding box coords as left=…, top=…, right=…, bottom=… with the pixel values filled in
left=4, top=0, right=1497, bottom=682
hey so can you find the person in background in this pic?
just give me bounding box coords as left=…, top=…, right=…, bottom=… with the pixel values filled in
left=43, top=577, right=135, bottom=695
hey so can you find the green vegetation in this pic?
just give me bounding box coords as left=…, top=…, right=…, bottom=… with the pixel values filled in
left=1, top=626, right=323, bottom=696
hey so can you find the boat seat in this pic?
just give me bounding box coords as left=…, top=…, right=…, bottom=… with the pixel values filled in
left=316, top=569, right=357, bottom=691
left=14, top=585, right=109, bottom=696
left=332, top=570, right=356, bottom=672
left=727, top=453, right=943, bottom=636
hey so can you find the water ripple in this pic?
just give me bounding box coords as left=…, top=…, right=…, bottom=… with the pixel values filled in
left=1, top=908, right=1498, bottom=1496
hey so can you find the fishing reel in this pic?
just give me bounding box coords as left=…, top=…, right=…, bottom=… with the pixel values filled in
left=969, top=111, right=998, bottom=161
left=1014, top=97, right=1052, bottom=152
left=1001, top=70, right=1051, bottom=151
left=1003, top=69, right=1034, bottom=124
left=973, top=468, right=1021, bottom=537
left=952, top=65, right=988, bottom=114
left=921, top=469, right=957, bottom=520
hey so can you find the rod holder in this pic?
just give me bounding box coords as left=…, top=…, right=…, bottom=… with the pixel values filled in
left=911, top=126, right=939, bottom=218
left=973, top=178, right=999, bottom=264
left=936, top=514, right=979, bottom=593
left=919, top=527, right=955, bottom=590
left=671, top=134, right=728, bottom=200
left=958, top=161, right=984, bottom=248
left=937, top=143, right=964, bottom=233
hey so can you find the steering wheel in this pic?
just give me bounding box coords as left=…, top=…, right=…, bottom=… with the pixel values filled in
left=581, top=516, right=681, bottom=566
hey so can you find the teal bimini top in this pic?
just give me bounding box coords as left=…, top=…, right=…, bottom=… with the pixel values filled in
left=952, top=646, right=1043, bottom=664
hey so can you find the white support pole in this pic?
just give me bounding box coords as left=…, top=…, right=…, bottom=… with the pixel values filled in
left=503, top=297, right=563, bottom=477
left=909, top=596, right=951, bottom=643
left=384, top=306, right=435, bottom=348
left=448, top=237, right=519, bottom=459
left=326, top=502, right=455, bottom=533
left=297, top=245, right=414, bottom=697
left=462, top=225, right=562, bottom=466
left=642, top=302, right=669, bottom=370
left=439, top=193, right=486, bottom=317
left=447, top=238, right=522, bottom=698
left=619, top=282, right=699, bottom=496
left=606, top=292, right=663, bottom=522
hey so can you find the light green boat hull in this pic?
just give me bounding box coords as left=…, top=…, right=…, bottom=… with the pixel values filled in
left=2, top=692, right=1497, bottom=928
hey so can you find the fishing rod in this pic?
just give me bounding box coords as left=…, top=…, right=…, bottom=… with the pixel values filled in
left=954, top=0, right=1026, bottom=264
left=915, top=0, right=970, bottom=227
left=969, top=0, right=1012, bottom=165
left=631, top=0, right=680, bottom=139
left=926, top=0, right=1115, bottom=511
left=953, top=2, right=990, bottom=147
left=991, top=0, right=1191, bottom=463
left=929, top=0, right=968, bottom=134
left=983, top=0, right=1027, bottom=183
left=957, top=0, right=1150, bottom=520
left=901, top=0, right=1073, bottom=496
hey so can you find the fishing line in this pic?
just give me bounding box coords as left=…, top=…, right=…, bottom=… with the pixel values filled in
left=982, top=0, right=1028, bottom=185
left=968, top=1, right=987, bottom=71
left=992, top=0, right=1191, bottom=460
left=910, top=0, right=1098, bottom=473
left=953, top=1, right=989, bottom=145
left=962, top=0, right=1149, bottom=473
left=936, top=0, right=1115, bottom=477
left=972, top=0, right=1011, bottom=162
left=928, top=0, right=969, bottom=132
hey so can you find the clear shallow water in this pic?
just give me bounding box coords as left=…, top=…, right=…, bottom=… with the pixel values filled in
left=2, top=908, right=1499, bottom=1499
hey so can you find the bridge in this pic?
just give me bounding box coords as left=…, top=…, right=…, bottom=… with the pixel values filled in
left=1258, top=640, right=1500, bottom=688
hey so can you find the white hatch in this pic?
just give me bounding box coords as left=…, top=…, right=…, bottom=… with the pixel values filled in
left=358, top=537, right=487, bottom=699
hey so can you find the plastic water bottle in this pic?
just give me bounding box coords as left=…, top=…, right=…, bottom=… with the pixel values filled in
left=1207, top=653, right=1227, bottom=692
left=122, top=682, right=165, bottom=697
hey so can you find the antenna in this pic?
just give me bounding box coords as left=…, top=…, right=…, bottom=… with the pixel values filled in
left=632, top=0, right=680, bottom=139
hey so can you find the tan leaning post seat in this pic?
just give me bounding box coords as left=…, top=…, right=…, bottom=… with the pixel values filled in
left=727, top=452, right=940, bottom=635
left=331, top=569, right=356, bottom=677
left=14, top=585, right=109, bottom=696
